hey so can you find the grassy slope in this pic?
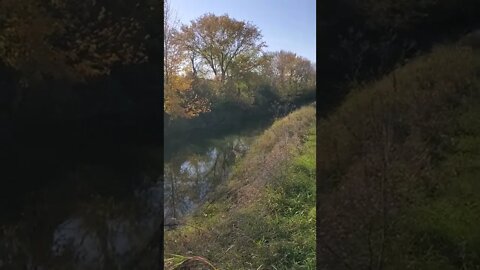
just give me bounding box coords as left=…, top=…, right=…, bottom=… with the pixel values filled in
left=165, top=105, right=316, bottom=269
left=401, top=101, right=480, bottom=269
left=317, top=44, right=480, bottom=269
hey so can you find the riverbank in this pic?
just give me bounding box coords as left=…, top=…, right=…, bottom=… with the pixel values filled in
left=164, top=93, right=315, bottom=157
left=164, top=104, right=316, bottom=269
left=317, top=44, right=480, bottom=269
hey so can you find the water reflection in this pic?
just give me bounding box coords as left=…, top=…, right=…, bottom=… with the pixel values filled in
left=0, top=173, right=163, bottom=269
left=164, top=136, right=252, bottom=227
left=0, top=125, right=265, bottom=269
left=49, top=193, right=163, bottom=269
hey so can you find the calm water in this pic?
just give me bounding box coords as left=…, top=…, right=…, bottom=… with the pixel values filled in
left=0, top=117, right=272, bottom=269
left=164, top=132, right=259, bottom=227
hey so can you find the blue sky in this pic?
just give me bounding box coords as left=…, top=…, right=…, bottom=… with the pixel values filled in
left=169, top=0, right=316, bottom=63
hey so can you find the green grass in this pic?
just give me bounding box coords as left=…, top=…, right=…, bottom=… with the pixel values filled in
left=164, top=105, right=316, bottom=269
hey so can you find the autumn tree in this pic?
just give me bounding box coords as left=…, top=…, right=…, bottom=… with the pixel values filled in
left=263, top=50, right=316, bottom=101
left=0, top=0, right=156, bottom=83
left=165, top=12, right=316, bottom=120
left=0, top=0, right=161, bottom=122
left=176, top=14, right=266, bottom=86
left=163, top=0, right=186, bottom=117
left=163, top=0, right=210, bottom=119
left=164, top=0, right=178, bottom=86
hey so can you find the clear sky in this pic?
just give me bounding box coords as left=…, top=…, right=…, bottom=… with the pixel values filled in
left=169, top=0, right=316, bottom=63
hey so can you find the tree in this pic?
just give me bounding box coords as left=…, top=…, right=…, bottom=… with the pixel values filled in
left=176, top=14, right=266, bottom=85
left=0, top=0, right=155, bottom=83
left=164, top=0, right=178, bottom=86
left=264, top=51, right=316, bottom=101
left=0, top=0, right=161, bottom=120
left=163, top=0, right=210, bottom=119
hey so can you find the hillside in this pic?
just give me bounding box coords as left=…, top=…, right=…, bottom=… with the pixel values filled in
left=318, top=44, right=480, bottom=269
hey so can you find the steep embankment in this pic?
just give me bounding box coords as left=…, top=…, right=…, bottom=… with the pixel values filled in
left=318, top=44, right=480, bottom=269
left=165, top=104, right=316, bottom=269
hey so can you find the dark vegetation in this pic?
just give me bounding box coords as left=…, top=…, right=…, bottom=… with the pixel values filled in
left=0, top=0, right=164, bottom=269
left=0, top=0, right=162, bottom=208
left=318, top=43, right=480, bottom=270
left=318, top=0, right=480, bottom=113
left=317, top=1, right=480, bottom=269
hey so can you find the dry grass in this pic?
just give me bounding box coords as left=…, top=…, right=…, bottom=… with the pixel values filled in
left=165, top=254, right=217, bottom=270
left=227, top=103, right=316, bottom=207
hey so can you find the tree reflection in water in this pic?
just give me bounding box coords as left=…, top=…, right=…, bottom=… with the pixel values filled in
left=0, top=171, right=164, bottom=269
left=0, top=134, right=254, bottom=269
left=164, top=135, right=252, bottom=227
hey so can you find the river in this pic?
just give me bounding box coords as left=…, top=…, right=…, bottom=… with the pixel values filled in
left=163, top=122, right=269, bottom=227
left=0, top=115, right=273, bottom=269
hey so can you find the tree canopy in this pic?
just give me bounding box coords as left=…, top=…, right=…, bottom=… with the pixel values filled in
left=163, top=7, right=316, bottom=120
left=0, top=0, right=158, bottom=84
